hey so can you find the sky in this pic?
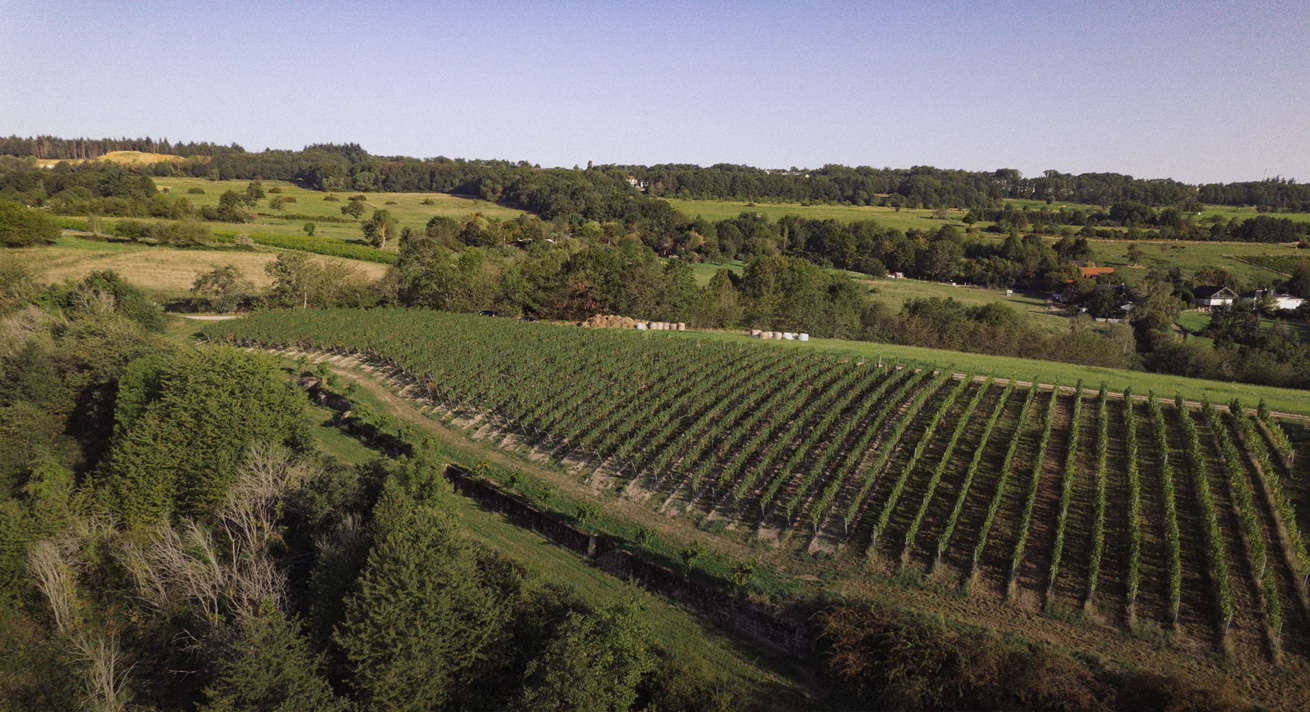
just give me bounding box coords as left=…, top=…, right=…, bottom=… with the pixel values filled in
left=2, top=0, right=1308, bottom=184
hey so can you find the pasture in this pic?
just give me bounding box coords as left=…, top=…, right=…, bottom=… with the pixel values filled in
left=156, top=176, right=526, bottom=243
left=663, top=197, right=969, bottom=232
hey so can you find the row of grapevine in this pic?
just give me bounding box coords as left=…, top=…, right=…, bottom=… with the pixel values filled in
left=733, top=364, right=872, bottom=507
left=935, top=380, right=1016, bottom=565
left=971, top=381, right=1041, bottom=574
left=1123, top=389, right=1142, bottom=620
left=1230, top=399, right=1309, bottom=593
left=1046, top=381, right=1084, bottom=597
left=1176, top=396, right=1233, bottom=635
left=1257, top=399, right=1295, bottom=462
left=1204, top=401, right=1283, bottom=649
left=841, top=369, right=952, bottom=535
left=698, top=362, right=828, bottom=493
left=901, top=377, right=993, bottom=563
left=1085, top=386, right=1109, bottom=608
left=206, top=310, right=1310, bottom=650
left=757, top=365, right=893, bottom=520
left=631, top=353, right=793, bottom=477
left=676, top=359, right=836, bottom=492
left=809, top=367, right=930, bottom=535
left=1008, top=384, right=1061, bottom=592
left=866, top=374, right=973, bottom=550
left=1146, top=395, right=1182, bottom=625
left=784, top=365, right=913, bottom=532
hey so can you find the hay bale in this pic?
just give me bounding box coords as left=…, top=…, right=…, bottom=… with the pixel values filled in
left=783, top=332, right=795, bottom=340
left=750, top=329, right=762, bottom=337
left=636, top=322, right=647, bottom=330
left=677, top=322, right=686, bottom=331
left=798, top=333, right=809, bottom=341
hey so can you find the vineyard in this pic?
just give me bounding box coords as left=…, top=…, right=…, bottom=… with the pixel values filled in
left=202, top=309, right=1310, bottom=657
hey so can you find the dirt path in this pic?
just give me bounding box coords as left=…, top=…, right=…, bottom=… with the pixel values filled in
left=178, top=314, right=240, bottom=321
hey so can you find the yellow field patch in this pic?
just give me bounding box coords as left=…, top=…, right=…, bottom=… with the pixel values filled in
left=16, top=239, right=387, bottom=295
left=34, top=150, right=191, bottom=168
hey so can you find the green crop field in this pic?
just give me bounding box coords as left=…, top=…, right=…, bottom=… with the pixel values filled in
left=203, top=309, right=1310, bottom=672
left=156, top=176, right=526, bottom=243
left=663, top=197, right=969, bottom=231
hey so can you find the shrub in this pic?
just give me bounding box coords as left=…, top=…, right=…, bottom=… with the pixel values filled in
left=0, top=200, right=60, bottom=247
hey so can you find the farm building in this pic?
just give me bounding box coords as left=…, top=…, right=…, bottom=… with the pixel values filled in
left=1190, top=285, right=1236, bottom=309
left=1237, top=289, right=1305, bottom=311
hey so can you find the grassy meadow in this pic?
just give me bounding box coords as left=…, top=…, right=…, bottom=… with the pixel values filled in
left=663, top=197, right=970, bottom=232
left=156, top=176, right=526, bottom=244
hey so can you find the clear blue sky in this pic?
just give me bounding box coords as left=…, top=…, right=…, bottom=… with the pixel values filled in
left=2, top=0, right=1307, bottom=183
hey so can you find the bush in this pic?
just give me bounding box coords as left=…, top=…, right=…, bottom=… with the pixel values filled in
left=186, top=187, right=205, bottom=194
left=0, top=200, right=60, bottom=247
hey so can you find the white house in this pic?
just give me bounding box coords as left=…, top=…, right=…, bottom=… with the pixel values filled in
left=1191, top=286, right=1236, bottom=309
left=1238, top=289, right=1305, bottom=311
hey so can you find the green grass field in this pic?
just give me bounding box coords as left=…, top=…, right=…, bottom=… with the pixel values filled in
left=157, top=176, right=526, bottom=245
left=664, top=197, right=969, bottom=232
left=1078, top=239, right=1302, bottom=286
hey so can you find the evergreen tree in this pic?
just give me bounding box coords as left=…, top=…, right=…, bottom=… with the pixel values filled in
left=335, top=486, right=506, bottom=710
left=518, top=600, right=656, bottom=712
left=101, top=347, right=307, bottom=526
left=201, top=602, right=345, bottom=712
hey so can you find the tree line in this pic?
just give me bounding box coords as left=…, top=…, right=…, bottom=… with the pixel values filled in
left=5, top=135, right=1310, bottom=212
